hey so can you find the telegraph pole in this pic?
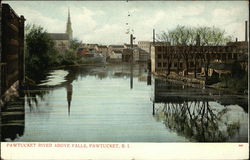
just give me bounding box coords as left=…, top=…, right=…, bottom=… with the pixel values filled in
left=153, top=29, right=155, bottom=45
left=130, top=34, right=134, bottom=89
left=130, top=34, right=133, bottom=49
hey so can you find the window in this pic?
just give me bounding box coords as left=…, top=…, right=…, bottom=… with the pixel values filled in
left=158, top=54, right=162, bottom=59
left=222, top=54, right=226, bottom=60
left=158, top=63, right=162, bottom=67
left=180, top=63, right=183, bottom=68
left=216, top=54, right=220, bottom=60
left=157, top=47, right=162, bottom=52
left=190, top=62, right=194, bottom=67
left=233, top=53, right=237, bottom=59
left=174, top=62, right=178, bottom=67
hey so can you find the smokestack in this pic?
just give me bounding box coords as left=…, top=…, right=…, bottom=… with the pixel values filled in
left=236, top=38, right=238, bottom=42
left=153, top=29, right=155, bottom=45
left=196, top=34, right=200, bottom=46
left=245, top=21, right=248, bottom=42
left=130, top=34, right=133, bottom=48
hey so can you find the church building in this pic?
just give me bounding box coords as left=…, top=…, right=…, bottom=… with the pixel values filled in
left=48, top=8, right=73, bottom=54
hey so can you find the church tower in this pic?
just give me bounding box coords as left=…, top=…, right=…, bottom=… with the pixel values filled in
left=66, top=8, right=73, bottom=40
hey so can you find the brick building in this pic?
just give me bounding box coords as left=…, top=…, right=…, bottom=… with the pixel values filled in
left=151, top=42, right=248, bottom=76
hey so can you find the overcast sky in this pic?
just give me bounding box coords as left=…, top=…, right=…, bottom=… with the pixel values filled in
left=5, top=1, right=249, bottom=45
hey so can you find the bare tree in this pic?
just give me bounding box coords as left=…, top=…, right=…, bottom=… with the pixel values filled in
left=157, top=26, right=233, bottom=77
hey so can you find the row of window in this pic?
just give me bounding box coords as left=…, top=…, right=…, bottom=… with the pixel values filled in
left=157, top=53, right=238, bottom=60
left=157, top=61, right=200, bottom=68
left=155, top=46, right=242, bottom=53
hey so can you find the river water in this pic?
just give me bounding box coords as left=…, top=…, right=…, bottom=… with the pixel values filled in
left=1, top=63, right=248, bottom=142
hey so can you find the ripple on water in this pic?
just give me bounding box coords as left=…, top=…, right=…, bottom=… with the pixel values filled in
left=39, top=70, right=69, bottom=86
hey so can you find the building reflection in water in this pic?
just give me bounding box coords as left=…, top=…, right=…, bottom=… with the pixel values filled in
left=151, top=77, right=248, bottom=142
left=66, top=83, right=73, bottom=116
left=1, top=92, right=25, bottom=141
left=130, top=63, right=133, bottom=89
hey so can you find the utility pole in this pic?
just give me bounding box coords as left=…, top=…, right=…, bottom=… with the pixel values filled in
left=153, top=29, right=155, bottom=45
left=245, top=21, right=248, bottom=42
left=130, top=34, right=135, bottom=61
left=130, top=34, right=134, bottom=89
left=130, top=34, right=133, bottom=49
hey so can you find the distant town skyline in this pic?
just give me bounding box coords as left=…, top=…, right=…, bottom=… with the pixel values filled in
left=6, top=1, right=249, bottom=45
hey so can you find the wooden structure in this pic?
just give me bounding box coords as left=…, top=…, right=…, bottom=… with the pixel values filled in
left=0, top=3, right=25, bottom=97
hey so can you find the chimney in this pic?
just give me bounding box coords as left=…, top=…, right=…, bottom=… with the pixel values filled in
left=245, top=21, right=248, bottom=42
left=196, top=34, right=200, bottom=46
left=236, top=38, right=238, bottom=42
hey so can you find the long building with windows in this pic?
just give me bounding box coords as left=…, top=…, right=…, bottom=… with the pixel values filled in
left=151, top=41, right=248, bottom=76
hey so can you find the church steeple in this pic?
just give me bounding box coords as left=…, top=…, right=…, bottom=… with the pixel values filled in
left=67, top=8, right=71, bottom=24
left=66, top=8, right=73, bottom=40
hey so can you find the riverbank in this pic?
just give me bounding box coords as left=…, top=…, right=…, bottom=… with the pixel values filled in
left=51, top=63, right=106, bottom=70
left=153, top=72, right=248, bottom=96
left=51, top=61, right=139, bottom=70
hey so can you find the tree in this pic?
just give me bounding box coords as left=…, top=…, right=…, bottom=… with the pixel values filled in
left=69, top=38, right=82, bottom=51
left=157, top=26, right=233, bottom=77
left=157, top=25, right=232, bottom=46
left=25, top=24, right=59, bottom=79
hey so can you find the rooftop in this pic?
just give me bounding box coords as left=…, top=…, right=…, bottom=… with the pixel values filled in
left=227, top=41, right=248, bottom=47
left=48, top=33, right=69, bottom=40
left=109, top=45, right=124, bottom=48
left=113, top=50, right=123, bottom=54
left=97, top=45, right=108, bottom=48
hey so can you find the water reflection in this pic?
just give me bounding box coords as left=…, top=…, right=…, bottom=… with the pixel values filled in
left=66, top=83, right=73, bottom=116
left=130, top=63, right=133, bottom=89
left=1, top=64, right=247, bottom=142
left=151, top=77, right=248, bottom=142
left=25, top=87, right=50, bottom=111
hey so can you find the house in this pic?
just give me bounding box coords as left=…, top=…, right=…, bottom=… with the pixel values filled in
left=122, top=49, right=133, bottom=62
left=138, top=41, right=151, bottom=53
left=82, top=43, right=98, bottom=50
left=108, top=45, right=124, bottom=56
left=109, top=50, right=122, bottom=62
left=138, top=41, right=170, bottom=62
left=124, top=43, right=138, bottom=49
left=95, top=45, right=108, bottom=56
left=77, top=47, right=88, bottom=55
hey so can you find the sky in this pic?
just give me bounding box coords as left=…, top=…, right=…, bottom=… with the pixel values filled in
left=5, top=1, right=249, bottom=45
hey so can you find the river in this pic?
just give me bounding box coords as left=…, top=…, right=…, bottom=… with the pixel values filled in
left=1, top=63, right=248, bottom=142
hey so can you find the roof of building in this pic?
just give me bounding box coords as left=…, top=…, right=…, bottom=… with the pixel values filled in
left=138, top=41, right=151, bottom=43
left=226, top=41, right=248, bottom=47
left=113, top=50, right=123, bottom=54
left=97, top=45, right=108, bottom=48
left=109, top=45, right=124, bottom=48
left=124, top=44, right=138, bottom=48
left=48, top=33, right=69, bottom=40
